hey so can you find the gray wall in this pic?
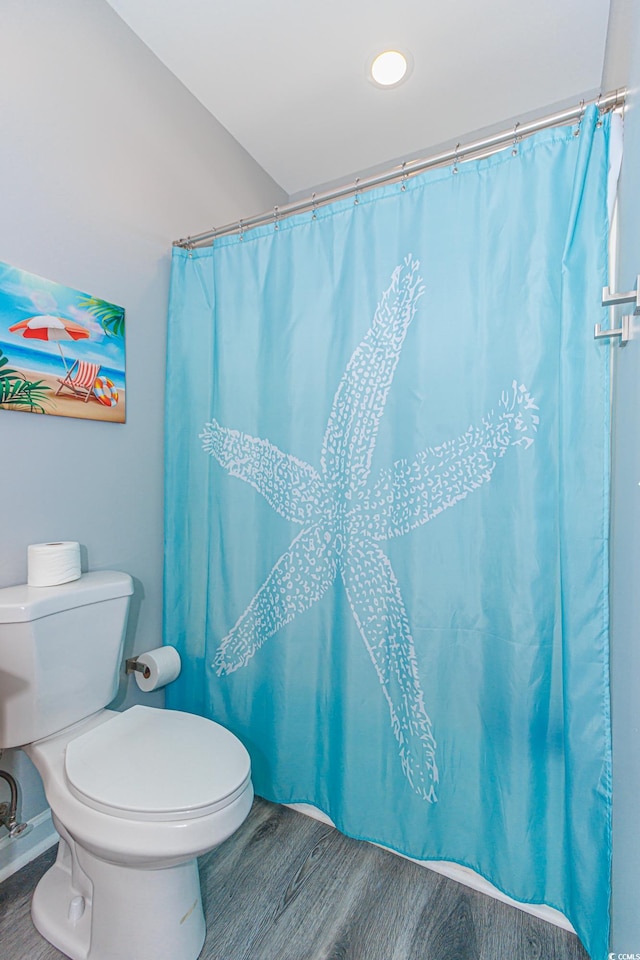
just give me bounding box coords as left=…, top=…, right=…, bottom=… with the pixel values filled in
left=0, top=0, right=285, bottom=823
left=603, top=0, right=640, bottom=952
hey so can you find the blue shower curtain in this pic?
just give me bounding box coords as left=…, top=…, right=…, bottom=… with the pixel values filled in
left=165, top=106, right=613, bottom=958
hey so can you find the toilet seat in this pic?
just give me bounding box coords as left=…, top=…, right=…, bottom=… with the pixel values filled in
left=64, top=705, right=251, bottom=822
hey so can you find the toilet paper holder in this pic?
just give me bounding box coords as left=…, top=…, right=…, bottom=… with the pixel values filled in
left=125, top=657, right=151, bottom=680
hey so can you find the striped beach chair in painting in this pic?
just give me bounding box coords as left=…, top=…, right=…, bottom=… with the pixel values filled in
left=56, top=360, right=101, bottom=402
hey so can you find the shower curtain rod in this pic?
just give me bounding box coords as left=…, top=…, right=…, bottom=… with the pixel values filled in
left=173, top=89, right=626, bottom=250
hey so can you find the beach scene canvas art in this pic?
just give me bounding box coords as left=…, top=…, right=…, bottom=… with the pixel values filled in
left=0, top=261, right=125, bottom=422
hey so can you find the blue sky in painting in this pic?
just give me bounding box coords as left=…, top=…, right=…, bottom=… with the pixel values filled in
left=0, top=261, right=125, bottom=384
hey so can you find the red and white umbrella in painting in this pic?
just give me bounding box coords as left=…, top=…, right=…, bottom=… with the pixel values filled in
left=8, top=315, right=90, bottom=373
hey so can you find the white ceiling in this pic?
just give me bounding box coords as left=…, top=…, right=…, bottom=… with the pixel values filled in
left=104, top=0, right=612, bottom=198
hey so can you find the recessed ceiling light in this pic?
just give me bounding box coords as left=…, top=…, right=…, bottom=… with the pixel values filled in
left=369, top=50, right=411, bottom=88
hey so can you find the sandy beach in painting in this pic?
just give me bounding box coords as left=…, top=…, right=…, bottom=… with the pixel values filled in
left=1, top=368, right=125, bottom=422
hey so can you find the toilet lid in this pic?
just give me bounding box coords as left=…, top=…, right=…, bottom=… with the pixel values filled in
left=64, top=706, right=251, bottom=822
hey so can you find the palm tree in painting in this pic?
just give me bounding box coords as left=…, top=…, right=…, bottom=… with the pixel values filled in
left=78, top=297, right=125, bottom=339
left=0, top=348, right=52, bottom=413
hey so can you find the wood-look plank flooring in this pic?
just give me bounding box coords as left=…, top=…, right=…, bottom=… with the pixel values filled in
left=0, top=798, right=589, bottom=960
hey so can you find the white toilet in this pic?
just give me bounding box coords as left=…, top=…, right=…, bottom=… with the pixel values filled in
left=0, top=570, right=253, bottom=960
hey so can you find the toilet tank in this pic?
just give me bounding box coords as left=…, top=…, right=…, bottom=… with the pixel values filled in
left=0, top=571, right=133, bottom=749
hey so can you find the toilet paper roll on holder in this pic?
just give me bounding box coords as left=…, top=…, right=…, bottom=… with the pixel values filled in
left=125, top=646, right=181, bottom=692
left=125, top=657, right=151, bottom=680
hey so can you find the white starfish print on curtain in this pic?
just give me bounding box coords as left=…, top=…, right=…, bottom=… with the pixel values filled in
left=201, top=256, right=539, bottom=802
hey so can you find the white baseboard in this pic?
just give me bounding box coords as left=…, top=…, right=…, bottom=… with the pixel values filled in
left=285, top=802, right=575, bottom=935
left=0, top=808, right=58, bottom=884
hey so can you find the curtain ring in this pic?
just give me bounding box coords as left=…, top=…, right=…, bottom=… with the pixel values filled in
left=575, top=99, right=585, bottom=136
left=511, top=123, right=520, bottom=156
left=354, top=177, right=360, bottom=205
left=452, top=144, right=461, bottom=174
left=238, top=219, right=244, bottom=241
left=311, top=192, right=318, bottom=220
left=273, top=205, right=279, bottom=231
left=596, top=93, right=603, bottom=127
left=401, top=161, right=408, bottom=191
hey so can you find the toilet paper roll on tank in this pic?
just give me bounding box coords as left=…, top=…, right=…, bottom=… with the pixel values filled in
left=28, top=541, right=81, bottom=586
left=133, top=646, right=181, bottom=692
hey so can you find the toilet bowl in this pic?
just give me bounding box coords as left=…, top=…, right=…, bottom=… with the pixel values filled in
left=0, top=571, right=254, bottom=960
left=25, top=705, right=253, bottom=960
